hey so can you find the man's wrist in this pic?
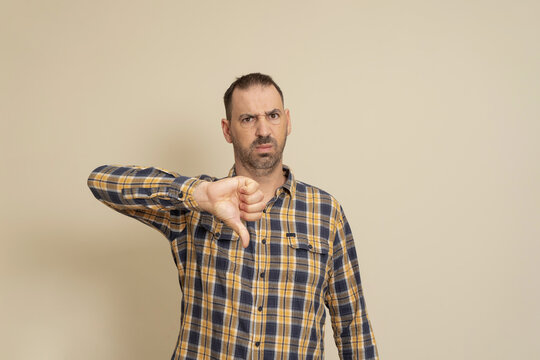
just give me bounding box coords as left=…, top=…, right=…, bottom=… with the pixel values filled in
left=192, top=181, right=211, bottom=213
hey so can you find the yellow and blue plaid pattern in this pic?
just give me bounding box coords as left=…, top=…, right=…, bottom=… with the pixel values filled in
left=87, top=165, right=378, bottom=359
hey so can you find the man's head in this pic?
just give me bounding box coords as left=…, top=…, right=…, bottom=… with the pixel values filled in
left=222, top=73, right=291, bottom=177
left=223, top=73, right=284, bottom=121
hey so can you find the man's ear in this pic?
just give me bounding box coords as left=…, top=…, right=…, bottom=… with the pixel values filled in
left=285, top=109, right=292, bottom=135
left=221, top=118, right=233, bottom=143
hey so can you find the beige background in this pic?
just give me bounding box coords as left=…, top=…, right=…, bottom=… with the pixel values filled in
left=1, top=0, right=539, bottom=359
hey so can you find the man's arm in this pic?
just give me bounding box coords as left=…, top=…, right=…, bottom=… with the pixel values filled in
left=87, top=165, right=204, bottom=238
left=325, top=209, right=379, bottom=360
left=87, top=165, right=265, bottom=245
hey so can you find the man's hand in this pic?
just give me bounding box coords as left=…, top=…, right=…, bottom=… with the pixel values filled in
left=193, top=177, right=265, bottom=248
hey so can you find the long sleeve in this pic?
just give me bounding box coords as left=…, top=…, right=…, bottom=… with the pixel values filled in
left=87, top=165, right=205, bottom=239
left=325, top=209, right=379, bottom=359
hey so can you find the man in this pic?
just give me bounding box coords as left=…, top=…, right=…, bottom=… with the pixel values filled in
left=88, top=73, right=378, bottom=359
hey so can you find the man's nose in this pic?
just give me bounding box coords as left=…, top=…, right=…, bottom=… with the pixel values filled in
left=254, top=115, right=271, bottom=137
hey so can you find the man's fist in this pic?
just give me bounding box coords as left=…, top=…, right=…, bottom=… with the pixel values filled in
left=193, top=176, right=265, bottom=248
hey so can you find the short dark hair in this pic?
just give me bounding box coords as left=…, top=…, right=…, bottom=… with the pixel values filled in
left=223, top=72, right=284, bottom=120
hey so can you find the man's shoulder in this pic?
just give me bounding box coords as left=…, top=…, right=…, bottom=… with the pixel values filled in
left=293, top=179, right=343, bottom=210
left=294, top=179, right=331, bottom=196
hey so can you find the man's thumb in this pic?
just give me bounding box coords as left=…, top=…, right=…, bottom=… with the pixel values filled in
left=228, top=219, right=250, bottom=248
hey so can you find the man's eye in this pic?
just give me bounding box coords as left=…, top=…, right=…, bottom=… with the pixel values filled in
left=269, top=113, right=279, bottom=120
left=241, top=116, right=254, bottom=122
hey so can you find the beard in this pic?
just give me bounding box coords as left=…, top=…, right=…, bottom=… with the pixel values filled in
left=231, top=135, right=287, bottom=175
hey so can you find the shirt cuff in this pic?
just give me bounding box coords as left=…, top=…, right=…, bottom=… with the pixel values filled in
left=171, top=175, right=206, bottom=212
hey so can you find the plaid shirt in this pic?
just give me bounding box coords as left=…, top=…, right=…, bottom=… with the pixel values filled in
left=87, top=164, right=378, bottom=360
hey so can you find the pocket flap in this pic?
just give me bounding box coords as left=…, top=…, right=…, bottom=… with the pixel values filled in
left=287, top=233, right=328, bottom=254
left=198, top=213, right=239, bottom=241
left=213, top=225, right=239, bottom=241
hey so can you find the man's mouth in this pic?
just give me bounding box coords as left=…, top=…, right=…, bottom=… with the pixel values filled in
left=255, top=144, right=273, bottom=152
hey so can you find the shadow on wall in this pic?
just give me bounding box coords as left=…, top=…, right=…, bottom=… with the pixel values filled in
left=2, top=119, right=228, bottom=359
left=5, top=225, right=182, bottom=360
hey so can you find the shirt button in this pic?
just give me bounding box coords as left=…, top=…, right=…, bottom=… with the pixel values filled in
left=258, top=306, right=263, bottom=312
left=262, top=239, right=266, bottom=244
left=214, top=232, right=221, bottom=238
left=178, top=191, right=183, bottom=199
left=262, top=209, right=266, bottom=213
left=260, top=272, right=265, bottom=278
left=308, top=244, right=313, bottom=249
left=255, top=341, right=260, bottom=347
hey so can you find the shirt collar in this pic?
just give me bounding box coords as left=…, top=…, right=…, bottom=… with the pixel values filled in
left=227, top=164, right=296, bottom=197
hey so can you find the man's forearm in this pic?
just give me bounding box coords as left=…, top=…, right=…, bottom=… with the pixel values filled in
left=87, top=165, right=203, bottom=213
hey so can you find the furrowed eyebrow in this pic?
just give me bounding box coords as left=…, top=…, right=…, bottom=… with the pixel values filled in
left=265, top=109, right=281, bottom=115
left=237, top=109, right=282, bottom=119
left=237, top=113, right=254, bottom=121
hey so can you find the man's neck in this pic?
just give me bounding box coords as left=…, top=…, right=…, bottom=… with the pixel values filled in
left=234, top=162, right=286, bottom=204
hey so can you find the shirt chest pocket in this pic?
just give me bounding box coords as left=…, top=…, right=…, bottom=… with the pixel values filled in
left=195, top=213, right=243, bottom=279
left=286, top=233, right=329, bottom=295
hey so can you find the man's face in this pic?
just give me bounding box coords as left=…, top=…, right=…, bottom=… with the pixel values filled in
left=222, top=85, right=291, bottom=175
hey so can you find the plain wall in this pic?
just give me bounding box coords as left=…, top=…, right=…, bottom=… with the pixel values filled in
left=1, top=0, right=539, bottom=359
